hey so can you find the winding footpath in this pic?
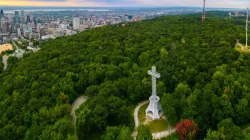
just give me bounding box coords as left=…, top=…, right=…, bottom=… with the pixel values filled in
left=236, top=43, right=244, bottom=48
left=71, top=96, right=87, bottom=124
left=152, top=127, right=176, bottom=139
left=71, top=97, right=176, bottom=139
left=133, top=100, right=176, bottom=139
left=134, top=100, right=149, bottom=129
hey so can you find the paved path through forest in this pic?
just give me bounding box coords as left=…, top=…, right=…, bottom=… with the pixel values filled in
left=2, top=55, right=8, bottom=71
left=152, top=127, right=176, bottom=139
left=236, top=43, right=244, bottom=48
left=134, top=100, right=149, bottom=129
left=71, top=96, right=87, bottom=124
left=133, top=100, right=176, bottom=139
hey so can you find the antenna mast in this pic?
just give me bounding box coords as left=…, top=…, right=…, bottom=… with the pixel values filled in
left=202, top=0, right=206, bottom=21
left=247, top=8, right=249, bottom=49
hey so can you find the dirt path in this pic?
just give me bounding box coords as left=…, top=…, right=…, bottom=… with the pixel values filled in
left=132, top=100, right=176, bottom=139
left=71, top=96, right=87, bottom=124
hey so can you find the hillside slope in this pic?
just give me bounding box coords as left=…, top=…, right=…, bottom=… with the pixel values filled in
left=0, top=15, right=249, bottom=139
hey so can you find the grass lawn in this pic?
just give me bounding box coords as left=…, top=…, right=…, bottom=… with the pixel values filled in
left=138, top=103, right=168, bottom=133
left=235, top=45, right=250, bottom=54
left=147, top=119, right=168, bottom=133
left=138, top=103, right=148, bottom=124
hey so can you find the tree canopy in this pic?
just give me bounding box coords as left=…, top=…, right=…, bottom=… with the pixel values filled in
left=0, top=13, right=249, bottom=139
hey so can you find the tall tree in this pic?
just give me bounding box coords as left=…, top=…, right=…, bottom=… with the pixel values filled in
left=205, top=118, right=243, bottom=140
left=136, top=125, right=152, bottom=140
left=176, top=119, right=198, bottom=140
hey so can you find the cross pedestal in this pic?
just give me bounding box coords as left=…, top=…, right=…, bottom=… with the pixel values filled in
left=146, top=66, right=163, bottom=120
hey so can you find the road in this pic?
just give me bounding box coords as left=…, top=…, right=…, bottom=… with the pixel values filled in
left=71, top=96, right=87, bottom=124
left=132, top=100, right=176, bottom=139
left=2, top=55, right=8, bottom=71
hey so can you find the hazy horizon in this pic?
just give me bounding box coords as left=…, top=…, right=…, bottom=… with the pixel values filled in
left=0, top=0, right=249, bottom=9
left=0, top=6, right=241, bottom=14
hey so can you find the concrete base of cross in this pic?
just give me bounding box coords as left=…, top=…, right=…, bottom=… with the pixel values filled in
left=145, top=95, right=163, bottom=120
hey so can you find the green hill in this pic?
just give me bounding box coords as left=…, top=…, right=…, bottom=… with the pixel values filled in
left=0, top=15, right=250, bottom=139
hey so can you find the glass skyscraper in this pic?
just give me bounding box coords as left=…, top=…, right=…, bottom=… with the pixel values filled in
left=15, top=11, right=20, bottom=25
left=0, top=9, right=4, bottom=19
left=27, top=15, right=31, bottom=23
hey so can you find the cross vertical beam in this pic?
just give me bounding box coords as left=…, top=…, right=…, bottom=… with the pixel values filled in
left=148, top=66, right=160, bottom=96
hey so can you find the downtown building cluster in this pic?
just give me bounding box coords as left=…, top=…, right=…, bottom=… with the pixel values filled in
left=0, top=9, right=151, bottom=42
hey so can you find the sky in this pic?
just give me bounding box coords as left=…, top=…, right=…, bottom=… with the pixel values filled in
left=0, top=0, right=249, bottom=8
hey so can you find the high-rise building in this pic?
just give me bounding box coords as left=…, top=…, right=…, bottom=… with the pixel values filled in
left=0, top=9, right=4, bottom=19
left=234, top=12, right=239, bottom=17
left=37, top=23, right=42, bottom=32
left=125, top=15, right=129, bottom=22
left=73, top=17, right=80, bottom=30
left=1, top=19, right=9, bottom=33
left=15, top=11, right=20, bottom=25
left=17, top=28, right=21, bottom=37
left=1, top=17, right=5, bottom=27
left=37, top=18, right=41, bottom=24
left=21, top=10, right=24, bottom=17
left=1, top=23, right=7, bottom=33
left=21, top=10, right=25, bottom=24
left=22, top=24, right=27, bottom=36
left=21, top=17, right=25, bottom=24
left=27, top=15, right=31, bottom=23
left=33, top=17, right=37, bottom=25
left=128, top=15, right=133, bottom=20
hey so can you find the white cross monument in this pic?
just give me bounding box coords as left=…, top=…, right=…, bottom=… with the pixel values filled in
left=146, top=66, right=163, bottom=120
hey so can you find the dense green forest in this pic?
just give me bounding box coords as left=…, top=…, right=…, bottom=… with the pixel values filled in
left=1, top=12, right=250, bottom=139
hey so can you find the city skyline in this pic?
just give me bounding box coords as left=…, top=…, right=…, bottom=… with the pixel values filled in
left=0, top=0, right=249, bottom=8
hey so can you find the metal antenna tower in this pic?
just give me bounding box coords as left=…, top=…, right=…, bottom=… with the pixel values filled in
left=247, top=8, right=249, bottom=49
left=202, top=0, right=206, bottom=21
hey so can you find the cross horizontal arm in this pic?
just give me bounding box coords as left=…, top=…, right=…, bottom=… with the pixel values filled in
left=148, top=70, right=161, bottom=78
